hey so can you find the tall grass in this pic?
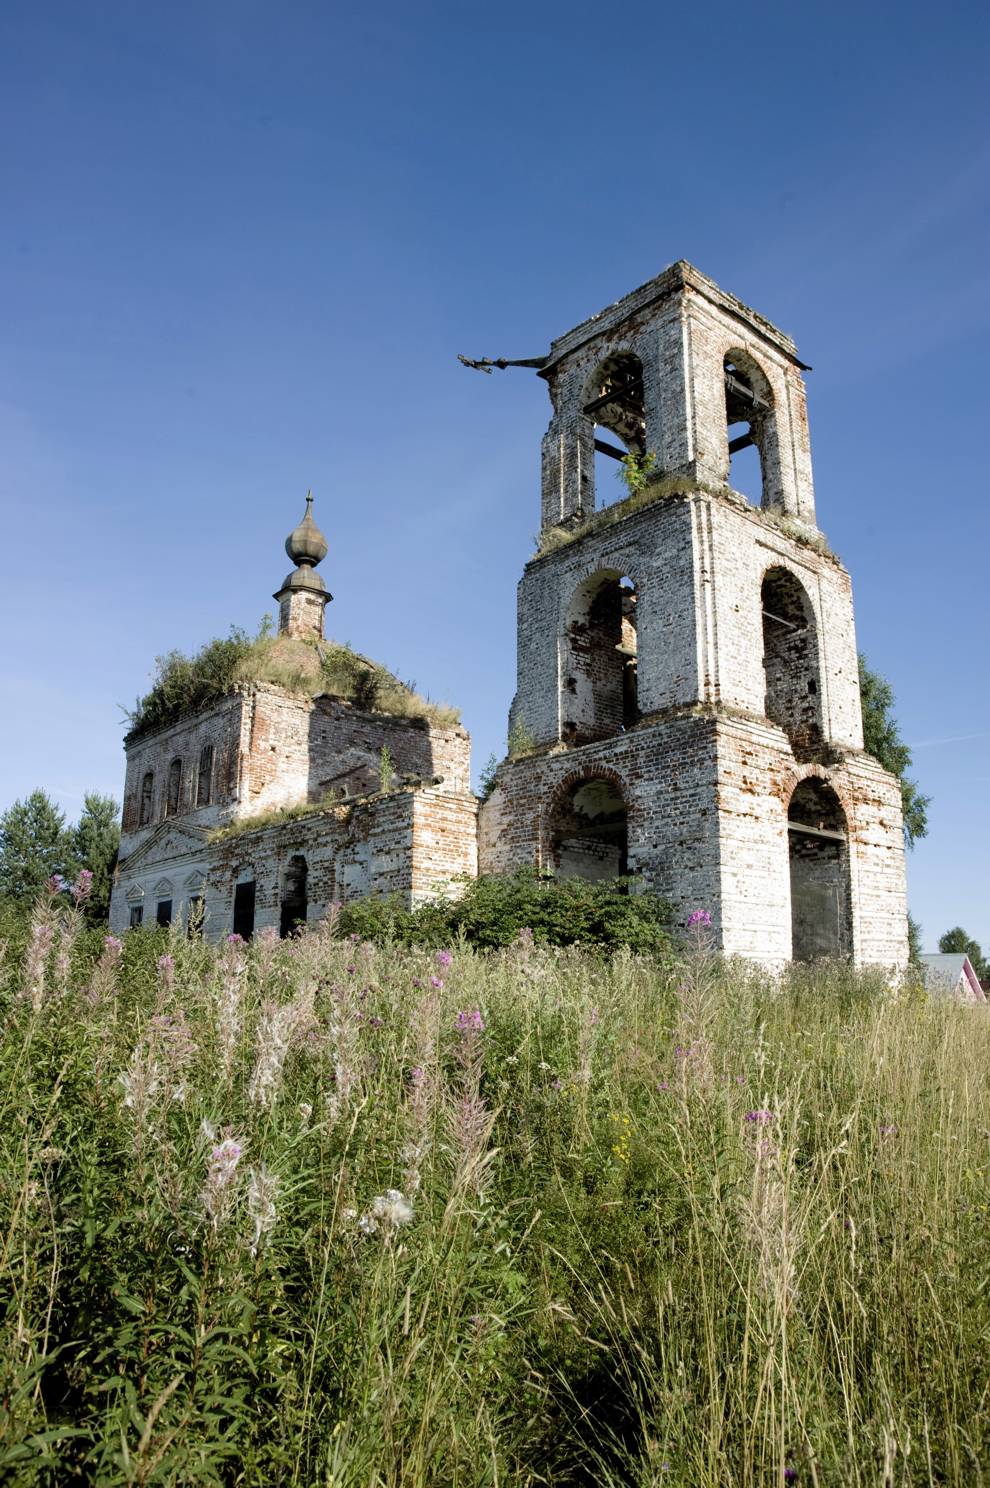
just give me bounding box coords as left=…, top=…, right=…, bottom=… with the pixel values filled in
left=1, top=899, right=988, bottom=1485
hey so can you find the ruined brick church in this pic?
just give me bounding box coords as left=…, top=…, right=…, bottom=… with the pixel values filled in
left=109, top=262, right=909, bottom=966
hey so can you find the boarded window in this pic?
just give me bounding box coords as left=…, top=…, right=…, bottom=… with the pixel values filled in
left=197, top=744, right=214, bottom=806
left=233, top=879, right=256, bottom=941
left=166, top=759, right=182, bottom=816
left=140, top=772, right=154, bottom=826
left=279, top=855, right=308, bottom=938
left=156, top=899, right=173, bottom=928
left=129, top=904, right=143, bottom=929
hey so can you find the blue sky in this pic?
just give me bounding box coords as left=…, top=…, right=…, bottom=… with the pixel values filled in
left=1, top=1, right=987, bottom=950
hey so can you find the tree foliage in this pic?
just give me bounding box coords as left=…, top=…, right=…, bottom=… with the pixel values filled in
left=0, top=790, right=77, bottom=904
left=938, top=926, right=988, bottom=984
left=73, top=793, right=120, bottom=923
left=858, top=656, right=930, bottom=848
left=336, top=869, right=673, bottom=953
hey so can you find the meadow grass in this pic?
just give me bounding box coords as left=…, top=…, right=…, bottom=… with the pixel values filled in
left=1, top=899, right=988, bottom=1486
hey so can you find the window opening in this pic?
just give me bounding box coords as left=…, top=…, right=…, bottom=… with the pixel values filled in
left=761, top=568, right=822, bottom=756
left=233, top=878, right=256, bottom=941
left=166, top=758, right=182, bottom=816
left=280, top=854, right=309, bottom=937
left=129, top=904, right=143, bottom=929
left=563, top=573, right=638, bottom=744
left=583, top=352, right=645, bottom=510
left=156, top=898, right=173, bottom=928
left=787, top=779, right=851, bottom=961
left=549, top=776, right=628, bottom=883
left=139, top=771, right=154, bottom=826
left=724, top=356, right=770, bottom=504
left=197, top=745, right=214, bottom=806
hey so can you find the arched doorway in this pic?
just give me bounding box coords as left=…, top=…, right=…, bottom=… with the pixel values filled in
left=279, top=854, right=308, bottom=938
left=562, top=572, right=638, bottom=744
left=788, top=779, right=851, bottom=961
left=548, top=775, right=628, bottom=882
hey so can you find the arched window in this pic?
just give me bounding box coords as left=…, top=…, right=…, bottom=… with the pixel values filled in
left=582, top=352, right=646, bottom=510
left=548, top=774, right=628, bottom=883
left=761, top=567, right=822, bottom=756
left=166, top=758, right=182, bottom=816
left=197, top=744, right=214, bottom=806
left=562, top=572, right=638, bottom=744
left=279, top=854, right=308, bottom=938
left=788, top=778, right=851, bottom=961
left=139, top=771, right=154, bottom=826
left=724, top=352, right=773, bottom=505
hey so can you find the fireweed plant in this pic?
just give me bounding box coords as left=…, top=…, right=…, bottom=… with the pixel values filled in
left=0, top=891, right=988, bottom=1486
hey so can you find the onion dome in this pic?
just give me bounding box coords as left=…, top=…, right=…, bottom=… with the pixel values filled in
left=285, top=491, right=328, bottom=568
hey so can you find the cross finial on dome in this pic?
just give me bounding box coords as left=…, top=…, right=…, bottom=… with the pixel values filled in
left=275, top=491, right=332, bottom=640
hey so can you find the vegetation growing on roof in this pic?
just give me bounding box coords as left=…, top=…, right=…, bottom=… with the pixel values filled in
left=123, top=621, right=460, bottom=739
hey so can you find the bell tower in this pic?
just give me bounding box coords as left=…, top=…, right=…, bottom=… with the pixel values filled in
left=479, top=263, right=908, bottom=968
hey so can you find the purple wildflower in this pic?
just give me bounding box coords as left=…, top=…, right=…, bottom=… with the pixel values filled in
left=71, top=869, right=94, bottom=905
left=686, top=908, right=712, bottom=928
left=430, top=975, right=443, bottom=990
left=455, top=1009, right=485, bottom=1035
left=436, top=949, right=453, bottom=969
left=104, top=935, right=123, bottom=956
left=745, top=1109, right=774, bottom=1125
left=226, top=933, right=244, bottom=946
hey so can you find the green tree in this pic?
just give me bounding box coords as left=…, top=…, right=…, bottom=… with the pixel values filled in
left=73, top=793, right=120, bottom=923
left=858, top=656, right=930, bottom=848
left=938, top=926, right=988, bottom=983
left=0, top=790, right=78, bottom=905
left=906, top=912, right=923, bottom=968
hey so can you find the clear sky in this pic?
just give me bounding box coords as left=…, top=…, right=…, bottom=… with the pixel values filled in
left=1, top=0, right=987, bottom=951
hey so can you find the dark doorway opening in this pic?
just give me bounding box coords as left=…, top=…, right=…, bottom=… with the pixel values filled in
left=156, top=899, right=173, bottom=928
left=279, top=855, right=308, bottom=938
left=233, top=879, right=256, bottom=941
left=788, top=779, right=851, bottom=961
left=549, top=776, right=628, bottom=883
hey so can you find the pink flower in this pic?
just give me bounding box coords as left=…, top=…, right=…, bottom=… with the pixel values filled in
left=455, top=1009, right=485, bottom=1035
left=430, top=975, right=443, bottom=989
left=686, top=909, right=712, bottom=928
left=104, top=935, right=123, bottom=956
left=436, top=950, right=453, bottom=969
left=744, top=1109, right=774, bottom=1125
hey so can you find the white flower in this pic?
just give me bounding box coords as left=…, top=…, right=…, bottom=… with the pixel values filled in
left=247, top=1164, right=278, bottom=1256
left=299, top=1102, right=313, bottom=1122
left=370, top=1189, right=414, bottom=1228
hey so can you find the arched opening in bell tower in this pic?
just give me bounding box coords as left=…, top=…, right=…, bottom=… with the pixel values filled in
left=724, top=352, right=773, bottom=506
left=788, top=778, right=852, bottom=961
left=548, top=773, right=629, bottom=883
left=761, top=567, right=823, bottom=756
left=562, top=572, right=638, bottom=744
left=582, top=352, right=646, bottom=511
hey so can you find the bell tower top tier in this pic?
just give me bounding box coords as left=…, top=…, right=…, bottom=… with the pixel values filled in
left=538, top=260, right=816, bottom=533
